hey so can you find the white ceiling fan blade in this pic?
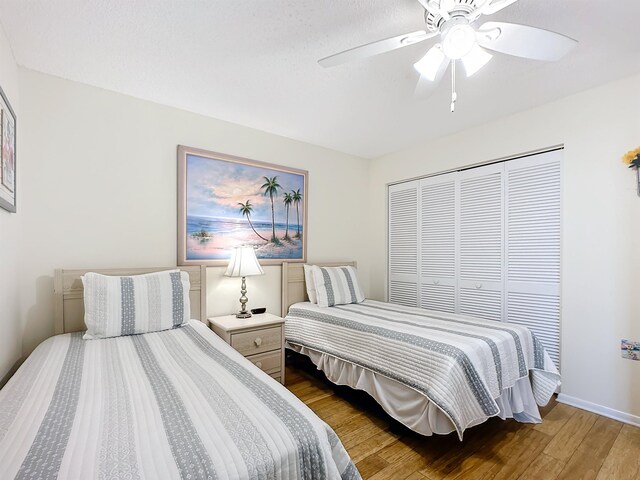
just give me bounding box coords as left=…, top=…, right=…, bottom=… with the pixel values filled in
left=416, top=0, right=450, bottom=21
left=318, top=30, right=438, bottom=68
left=461, top=44, right=492, bottom=77
left=414, top=44, right=449, bottom=81
left=477, top=22, right=578, bottom=61
left=480, top=0, right=519, bottom=15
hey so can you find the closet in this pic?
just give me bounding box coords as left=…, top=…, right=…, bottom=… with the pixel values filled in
left=388, top=149, right=562, bottom=368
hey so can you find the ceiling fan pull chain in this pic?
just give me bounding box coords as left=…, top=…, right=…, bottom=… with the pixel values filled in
left=451, top=60, right=457, bottom=113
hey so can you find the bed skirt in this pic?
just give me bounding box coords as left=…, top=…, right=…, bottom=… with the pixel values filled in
left=287, top=342, right=543, bottom=437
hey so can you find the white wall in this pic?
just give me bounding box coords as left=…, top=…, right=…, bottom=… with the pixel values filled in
left=0, top=24, right=20, bottom=382
left=368, top=73, right=640, bottom=422
left=17, top=68, right=369, bottom=357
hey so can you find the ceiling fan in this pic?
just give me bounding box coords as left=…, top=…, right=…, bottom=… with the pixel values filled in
left=319, top=0, right=578, bottom=111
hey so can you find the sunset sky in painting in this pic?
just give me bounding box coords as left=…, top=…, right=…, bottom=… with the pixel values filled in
left=186, top=154, right=305, bottom=223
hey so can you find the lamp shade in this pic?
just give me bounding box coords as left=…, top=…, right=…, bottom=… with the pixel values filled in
left=224, top=246, right=265, bottom=277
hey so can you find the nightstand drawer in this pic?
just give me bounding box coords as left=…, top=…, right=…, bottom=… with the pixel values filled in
left=231, top=326, right=281, bottom=356
left=246, top=350, right=281, bottom=374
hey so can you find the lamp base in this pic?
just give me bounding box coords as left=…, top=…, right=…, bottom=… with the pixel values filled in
left=236, top=276, right=252, bottom=319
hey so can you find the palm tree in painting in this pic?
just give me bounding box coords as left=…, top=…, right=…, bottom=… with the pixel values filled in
left=238, top=200, right=268, bottom=242
left=261, top=176, right=281, bottom=242
left=283, top=192, right=293, bottom=240
left=291, top=189, right=302, bottom=238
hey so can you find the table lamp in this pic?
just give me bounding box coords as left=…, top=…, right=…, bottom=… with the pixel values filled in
left=225, top=246, right=265, bottom=318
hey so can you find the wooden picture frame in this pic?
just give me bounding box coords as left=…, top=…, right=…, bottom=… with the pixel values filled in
left=178, top=145, right=308, bottom=266
left=0, top=83, right=16, bottom=213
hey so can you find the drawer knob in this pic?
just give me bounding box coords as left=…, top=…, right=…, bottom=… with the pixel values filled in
left=254, top=337, right=262, bottom=347
left=255, top=361, right=263, bottom=369
left=433, top=280, right=440, bottom=285
left=475, top=283, right=482, bottom=289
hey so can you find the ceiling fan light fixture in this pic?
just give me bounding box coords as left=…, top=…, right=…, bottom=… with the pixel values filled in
left=414, top=43, right=447, bottom=81
left=461, top=44, right=492, bottom=76
left=319, top=0, right=579, bottom=112
left=442, top=23, right=476, bottom=59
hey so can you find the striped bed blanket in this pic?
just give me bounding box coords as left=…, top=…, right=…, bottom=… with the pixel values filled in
left=285, top=300, right=561, bottom=439
left=0, top=320, right=359, bottom=480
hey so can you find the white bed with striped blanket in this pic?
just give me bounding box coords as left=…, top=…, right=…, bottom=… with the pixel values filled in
left=0, top=320, right=360, bottom=480
left=284, top=300, right=561, bottom=440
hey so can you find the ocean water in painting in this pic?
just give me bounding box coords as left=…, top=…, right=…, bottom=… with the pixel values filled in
left=188, top=216, right=300, bottom=236
left=185, top=154, right=305, bottom=261
left=186, top=215, right=303, bottom=260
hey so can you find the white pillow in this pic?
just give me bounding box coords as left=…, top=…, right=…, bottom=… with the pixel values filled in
left=82, top=270, right=191, bottom=339
left=311, top=265, right=365, bottom=308
left=303, top=264, right=318, bottom=304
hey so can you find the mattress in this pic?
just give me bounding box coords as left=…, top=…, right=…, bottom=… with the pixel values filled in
left=285, top=300, right=561, bottom=439
left=0, top=320, right=360, bottom=480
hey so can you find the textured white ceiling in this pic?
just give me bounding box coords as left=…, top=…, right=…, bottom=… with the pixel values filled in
left=1, top=0, right=639, bottom=158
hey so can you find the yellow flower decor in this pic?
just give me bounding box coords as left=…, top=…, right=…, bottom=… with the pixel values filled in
left=623, top=146, right=640, bottom=169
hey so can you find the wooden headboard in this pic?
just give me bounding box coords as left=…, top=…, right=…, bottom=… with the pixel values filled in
left=53, top=266, right=208, bottom=334
left=281, top=261, right=357, bottom=317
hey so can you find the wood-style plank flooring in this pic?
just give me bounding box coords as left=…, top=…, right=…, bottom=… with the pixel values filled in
left=285, top=354, right=640, bottom=480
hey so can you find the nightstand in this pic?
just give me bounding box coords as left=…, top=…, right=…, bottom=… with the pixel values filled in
left=209, top=313, right=285, bottom=385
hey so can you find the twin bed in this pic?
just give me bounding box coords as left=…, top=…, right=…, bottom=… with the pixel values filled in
left=281, top=262, right=561, bottom=440
left=0, top=261, right=561, bottom=479
left=0, top=267, right=359, bottom=480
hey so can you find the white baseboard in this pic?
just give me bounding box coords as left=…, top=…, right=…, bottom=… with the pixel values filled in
left=557, top=393, right=640, bottom=428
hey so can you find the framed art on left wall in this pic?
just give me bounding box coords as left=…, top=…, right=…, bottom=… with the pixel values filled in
left=0, top=83, right=16, bottom=213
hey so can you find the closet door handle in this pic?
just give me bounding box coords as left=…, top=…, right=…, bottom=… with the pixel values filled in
left=475, top=283, right=483, bottom=289
left=433, top=280, right=440, bottom=285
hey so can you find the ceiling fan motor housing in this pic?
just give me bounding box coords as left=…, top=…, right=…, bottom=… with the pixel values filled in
left=425, top=0, right=483, bottom=31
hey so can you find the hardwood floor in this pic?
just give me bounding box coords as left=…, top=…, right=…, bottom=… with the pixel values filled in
left=285, top=354, right=640, bottom=480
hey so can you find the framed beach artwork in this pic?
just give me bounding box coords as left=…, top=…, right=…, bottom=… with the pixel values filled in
left=0, top=83, right=16, bottom=213
left=178, top=145, right=308, bottom=266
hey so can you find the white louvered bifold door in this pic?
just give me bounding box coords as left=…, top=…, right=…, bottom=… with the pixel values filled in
left=420, top=173, right=457, bottom=313
left=458, top=163, right=504, bottom=322
left=505, top=151, right=562, bottom=368
left=389, top=151, right=562, bottom=365
left=388, top=181, right=420, bottom=307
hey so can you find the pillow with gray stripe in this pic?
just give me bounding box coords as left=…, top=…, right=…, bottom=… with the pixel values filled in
left=81, top=270, right=191, bottom=339
left=311, top=265, right=365, bottom=308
